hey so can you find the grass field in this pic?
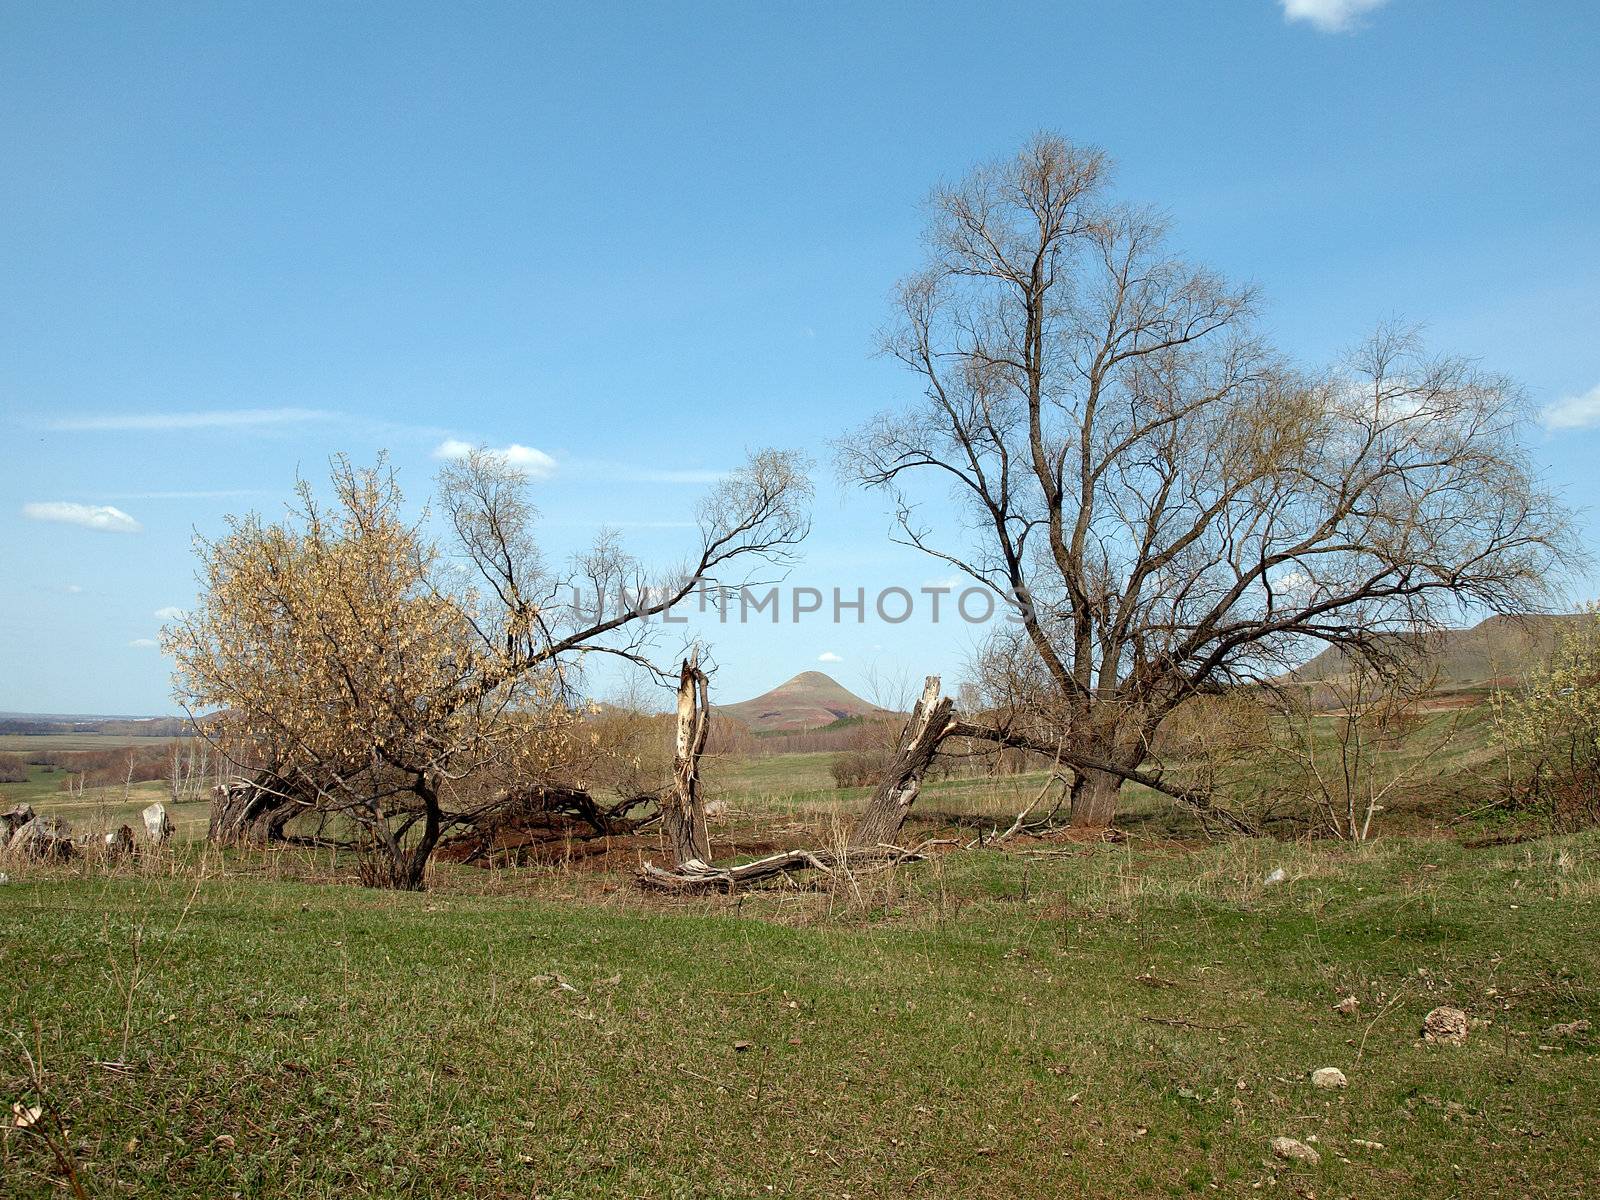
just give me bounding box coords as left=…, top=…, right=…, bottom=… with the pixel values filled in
left=3, top=831, right=1597, bottom=1197
left=0, top=735, right=181, bottom=752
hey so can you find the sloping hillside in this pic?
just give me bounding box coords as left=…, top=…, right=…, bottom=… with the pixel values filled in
left=1294, top=613, right=1586, bottom=688
left=716, top=671, right=889, bottom=733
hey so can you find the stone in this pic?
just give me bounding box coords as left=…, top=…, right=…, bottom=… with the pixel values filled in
left=1422, top=1005, right=1470, bottom=1044
left=1270, top=1136, right=1320, bottom=1165
left=1545, top=1019, right=1591, bottom=1038
left=101, top=825, right=137, bottom=858
left=5, top=815, right=77, bottom=861
left=142, top=802, right=174, bottom=845
left=1311, top=1067, right=1348, bottom=1089
left=1, top=804, right=36, bottom=842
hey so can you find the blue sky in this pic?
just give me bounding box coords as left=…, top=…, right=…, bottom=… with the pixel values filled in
left=3, top=0, right=1598, bottom=715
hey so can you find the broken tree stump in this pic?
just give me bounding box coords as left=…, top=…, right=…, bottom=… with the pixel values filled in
left=848, top=675, right=955, bottom=849
left=659, top=651, right=713, bottom=868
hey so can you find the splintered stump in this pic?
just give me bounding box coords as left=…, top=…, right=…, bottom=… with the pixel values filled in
left=639, top=675, right=953, bottom=892
left=658, top=652, right=713, bottom=867
left=848, top=675, right=954, bottom=849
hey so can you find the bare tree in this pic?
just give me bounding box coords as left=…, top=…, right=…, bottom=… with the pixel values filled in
left=842, top=132, right=1572, bottom=829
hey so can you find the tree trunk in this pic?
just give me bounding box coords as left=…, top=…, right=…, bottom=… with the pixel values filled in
left=1070, top=766, right=1122, bottom=829
left=849, top=676, right=955, bottom=849
left=660, top=652, right=712, bottom=867
left=395, top=782, right=443, bottom=891
left=208, top=774, right=308, bottom=845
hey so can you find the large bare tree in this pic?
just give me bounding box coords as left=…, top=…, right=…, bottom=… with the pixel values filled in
left=842, top=133, right=1572, bottom=828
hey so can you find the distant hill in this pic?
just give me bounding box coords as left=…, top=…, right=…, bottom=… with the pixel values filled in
left=716, top=671, right=891, bottom=733
left=1293, top=613, right=1588, bottom=689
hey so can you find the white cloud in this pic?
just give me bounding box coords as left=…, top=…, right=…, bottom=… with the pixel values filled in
left=818, top=651, right=844, bottom=663
left=47, top=407, right=337, bottom=432
left=1280, top=0, right=1391, bottom=33
left=128, top=638, right=158, bottom=648
left=1275, top=569, right=1313, bottom=595
left=432, top=439, right=558, bottom=480
left=154, top=606, right=186, bottom=621
left=64, top=584, right=84, bottom=594
left=22, top=501, right=142, bottom=533
left=1542, top=383, right=1600, bottom=431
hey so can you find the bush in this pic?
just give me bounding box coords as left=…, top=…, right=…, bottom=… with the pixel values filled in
left=1494, top=609, right=1600, bottom=831
left=830, top=748, right=885, bottom=789
left=0, top=752, right=30, bottom=783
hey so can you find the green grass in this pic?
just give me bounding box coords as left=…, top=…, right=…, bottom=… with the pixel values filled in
left=3, top=835, right=1597, bottom=1197
left=704, top=751, right=1172, bottom=833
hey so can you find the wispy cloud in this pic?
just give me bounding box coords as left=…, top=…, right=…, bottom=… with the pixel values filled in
left=129, top=638, right=159, bottom=649
left=154, top=606, right=186, bottom=621
left=432, top=438, right=558, bottom=480
left=1280, top=0, right=1391, bottom=33
left=45, top=407, right=337, bottom=432
left=1542, top=383, right=1600, bottom=431
left=22, top=501, right=142, bottom=533
left=64, top=584, right=84, bottom=594
left=817, top=651, right=844, bottom=663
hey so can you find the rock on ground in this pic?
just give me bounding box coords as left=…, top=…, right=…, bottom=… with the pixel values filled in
left=101, top=825, right=137, bottom=857
left=6, top=815, right=77, bottom=861
left=1270, top=1136, right=1320, bottom=1165
left=142, top=802, right=174, bottom=845
left=1545, top=1019, right=1591, bottom=1038
left=1423, top=1005, right=1470, bottom=1044
left=1311, top=1067, right=1348, bottom=1089
left=1, top=804, right=37, bottom=842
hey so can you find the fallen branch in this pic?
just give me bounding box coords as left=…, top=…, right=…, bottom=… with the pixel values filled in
left=638, top=844, right=925, bottom=893
left=438, top=786, right=658, bottom=866
left=946, top=719, right=1262, bottom=837
left=972, top=764, right=1071, bottom=848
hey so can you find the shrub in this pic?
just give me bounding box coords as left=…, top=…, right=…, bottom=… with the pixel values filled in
left=0, top=752, right=30, bottom=783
